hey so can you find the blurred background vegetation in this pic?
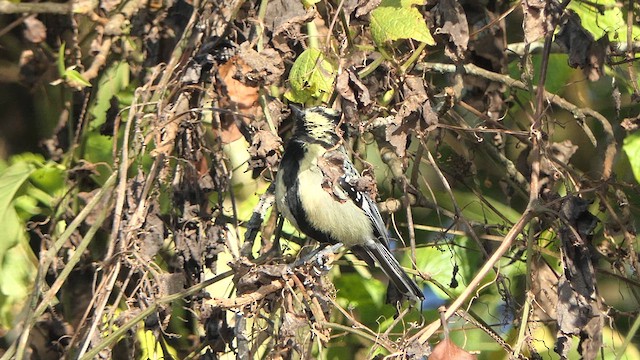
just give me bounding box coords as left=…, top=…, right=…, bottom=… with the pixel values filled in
left=0, top=0, right=640, bottom=359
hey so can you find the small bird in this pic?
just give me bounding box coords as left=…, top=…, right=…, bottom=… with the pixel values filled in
left=275, top=105, right=424, bottom=301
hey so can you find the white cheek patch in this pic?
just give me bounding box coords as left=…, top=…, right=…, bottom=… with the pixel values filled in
left=297, top=167, right=373, bottom=246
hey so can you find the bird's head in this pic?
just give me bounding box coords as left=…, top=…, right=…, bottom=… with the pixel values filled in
left=291, top=105, right=343, bottom=146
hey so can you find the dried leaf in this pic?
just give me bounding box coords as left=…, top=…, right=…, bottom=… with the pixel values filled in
left=522, top=0, right=562, bottom=44
left=385, top=76, right=437, bottom=157
left=218, top=58, right=260, bottom=110
left=555, top=196, right=603, bottom=360
left=236, top=43, right=284, bottom=86
left=353, top=0, right=382, bottom=19
left=555, top=11, right=608, bottom=81
left=541, top=140, right=578, bottom=176
left=430, top=339, right=477, bottom=360
left=584, top=36, right=609, bottom=82
left=621, top=113, right=640, bottom=131
left=23, top=16, right=46, bottom=44
left=264, top=0, right=313, bottom=36
left=318, top=151, right=350, bottom=202
left=337, top=67, right=372, bottom=119
left=248, top=130, right=282, bottom=175
left=433, top=0, right=469, bottom=61
left=100, top=0, right=121, bottom=12
left=205, top=308, right=234, bottom=353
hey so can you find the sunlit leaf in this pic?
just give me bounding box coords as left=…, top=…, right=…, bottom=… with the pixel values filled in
left=370, top=0, right=435, bottom=47
left=285, top=48, right=336, bottom=104
left=0, top=162, right=35, bottom=258
left=568, top=0, right=640, bottom=41
left=57, top=42, right=66, bottom=76
left=64, top=68, right=92, bottom=87
left=623, top=132, right=640, bottom=183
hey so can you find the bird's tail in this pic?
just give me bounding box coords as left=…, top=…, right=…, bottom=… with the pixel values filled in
left=364, top=241, right=424, bottom=301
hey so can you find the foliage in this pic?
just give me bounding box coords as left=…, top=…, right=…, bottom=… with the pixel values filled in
left=0, top=0, right=639, bottom=359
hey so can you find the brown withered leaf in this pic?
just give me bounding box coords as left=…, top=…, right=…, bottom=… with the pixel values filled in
left=236, top=43, right=285, bottom=86
left=555, top=196, right=603, bottom=360
left=385, top=76, right=438, bottom=157
left=354, top=0, right=382, bottom=19
left=433, top=0, right=469, bottom=61
left=157, top=273, right=186, bottom=297
left=351, top=172, right=378, bottom=201
left=218, top=58, right=260, bottom=110
left=279, top=312, right=308, bottom=348
left=405, top=340, right=432, bottom=359
left=100, top=0, right=121, bottom=12
left=139, top=202, right=165, bottom=260
left=100, top=96, right=120, bottom=136
left=430, top=339, right=477, bottom=360
left=555, top=11, right=593, bottom=68
left=522, top=0, right=562, bottom=44
left=337, top=68, right=371, bottom=107
left=621, top=113, right=640, bottom=131
left=264, top=0, right=313, bottom=37
left=555, top=11, right=608, bottom=81
left=248, top=130, right=282, bottom=176
left=584, top=36, right=609, bottom=82
left=337, top=67, right=372, bottom=120
left=464, top=4, right=507, bottom=119
left=217, top=57, right=260, bottom=143
left=542, top=140, right=578, bottom=176
left=318, top=151, right=350, bottom=202
left=530, top=256, right=559, bottom=322
left=23, top=16, right=46, bottom=44
left=204, top=308, right=234, bottom=353
left=234, top=261, right=288, bottom=296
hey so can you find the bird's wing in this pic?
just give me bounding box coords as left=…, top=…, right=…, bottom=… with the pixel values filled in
left=326, top=149, right=392, bottom=248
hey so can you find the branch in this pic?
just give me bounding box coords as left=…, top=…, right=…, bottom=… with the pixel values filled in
left=0, top=0, right=71, bottom=14
left=507, top=41, right=640, bottom=57
left=409, top=208, right=535, bottom=344
left=415, top=61, right=617, bottom=180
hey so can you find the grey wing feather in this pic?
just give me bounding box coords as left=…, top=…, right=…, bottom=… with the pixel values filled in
left=337, top=152, right=390, bottom=246
left=330, top=149, right=424, bottom=300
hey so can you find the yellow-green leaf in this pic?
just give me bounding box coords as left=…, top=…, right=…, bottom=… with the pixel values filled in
left=65, top=68, right=92, bottom=87
left=370, top=3, right=435, bottom=47
left=285, top=48, right=336, bottom=104
left=623, top=132, right=640, bottom=183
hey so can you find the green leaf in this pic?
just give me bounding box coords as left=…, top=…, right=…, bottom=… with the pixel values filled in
left=0, top=162, right=35, bottom=224
left=623, top=132, right=640, bottom=183
left=88, top=62, right=131, bottom=129
left=370, top=1, right=435, bottom=47
left=0, top=242, right=35, bottom=298
left=0, top=162, right=35, bottom=259
left=415, top=237, right=482, bottom=299
left=64, top=68, right=92, bottom=87
left=57, top=42, right=66, bottom=76
left=285, top=48, right=336, bottom=103
left=30, top=163, right=65, bottom=195
left=83, top=132, right=114, bottom=185
left=301, top=0, right=320, bottom=8
left=568, top=0, right=640, bottom=41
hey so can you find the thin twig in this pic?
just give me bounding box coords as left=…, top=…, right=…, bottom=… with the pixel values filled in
left=0, top=0, right=72, bottom=13
left=79, top=270, right=234, bottom=360
left=416, top=61, right=617, bottom=180
left=410, top=208, right=535, bottom=344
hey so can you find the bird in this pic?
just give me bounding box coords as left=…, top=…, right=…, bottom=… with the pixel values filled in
left=275, top=105, right=424, bottom=301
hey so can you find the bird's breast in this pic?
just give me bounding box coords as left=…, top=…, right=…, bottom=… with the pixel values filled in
left=297, top=165, right=373, bottom=246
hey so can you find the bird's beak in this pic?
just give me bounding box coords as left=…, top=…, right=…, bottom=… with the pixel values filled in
left=290, top=104, right=304, bottom=118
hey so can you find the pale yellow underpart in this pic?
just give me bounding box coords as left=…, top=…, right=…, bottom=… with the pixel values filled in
left=277, top=143, right=373, bottom=246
